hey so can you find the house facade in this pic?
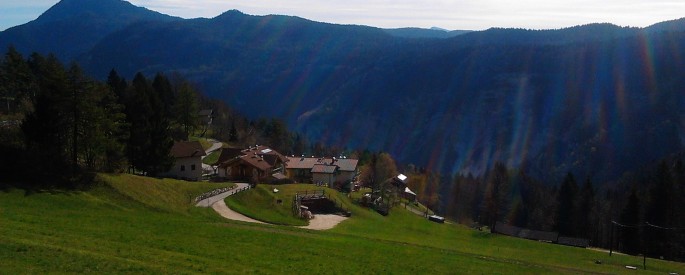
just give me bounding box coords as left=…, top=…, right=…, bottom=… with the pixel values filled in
left=285, top=157, right=359, bottom=187
left=216, top=145, right=287, bottom=183
left=164, top=141, right=206, bottom=181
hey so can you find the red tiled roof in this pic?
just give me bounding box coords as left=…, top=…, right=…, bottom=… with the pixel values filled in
left=332, top=159, right=359, bottom=172
left=286, top=157, right=325, bottom=169
left=311, top=164, right=337, bottom=174
left=286, top=157, right=358, bottom=172
left=217, top=145, right=289, bottom=174
left=242, top=145, right=288, bottom=163
left=239, top=153, right=273, bottom=171
left=216, top=147, right=243, bottom=164
left=170, top=141, right=206, bottom=158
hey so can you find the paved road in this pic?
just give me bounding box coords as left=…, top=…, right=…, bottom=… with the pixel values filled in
left=195, top=183, right=251, bottom=207
left=196, top=182, right=349, bottom=229
left=212, top=199, right=265, bottom=224
left=201, top=138, right=224, bottom=175
left=196, top=182, right=266, bottom=224
left=203, top=138, right=223, bottom=155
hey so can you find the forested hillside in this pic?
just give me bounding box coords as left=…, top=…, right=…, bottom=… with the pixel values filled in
left=2, top=0, right=684, bottom=184
left=1, top=0, right=685, bottom=259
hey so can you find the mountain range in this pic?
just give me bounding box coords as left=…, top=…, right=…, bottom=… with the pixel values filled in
left=2, top=0, right=684, bottom=182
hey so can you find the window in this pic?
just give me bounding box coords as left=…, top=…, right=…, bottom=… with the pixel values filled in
left=180, top=165, right=185, bottom=171
left=191, top=164, right=196, bottom=171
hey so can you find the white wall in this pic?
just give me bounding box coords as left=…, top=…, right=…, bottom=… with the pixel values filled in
left=166, top=157, right=203, bottom=181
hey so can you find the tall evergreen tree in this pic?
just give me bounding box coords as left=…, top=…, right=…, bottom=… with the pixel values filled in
left=172, top=82, right=199, bottom=138
left=22, top=54, right=71, bottom=184
left=577, top=178, right=596, bottom=239
left=646, top=161, right=675, bottom=258
left=0, top=46, right=34, bottom=114
left=152, top=73, right=175, bottom=119
left=229, top=118, right=239, bottom=143
left=106, top=69, right=128, bottom=103
left=555, top=172, right=578, bottom=235
left=124, top=73, right=174, bottom=175
left=482, top=162, right=509, bottom=228
left=620, top=189, right=642, bottom=255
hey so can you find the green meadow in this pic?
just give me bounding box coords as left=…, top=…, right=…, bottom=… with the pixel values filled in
left=1, top=174, right=684, bottom=274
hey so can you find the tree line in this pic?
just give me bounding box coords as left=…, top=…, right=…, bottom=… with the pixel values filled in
left=430, top=156, right=685, bottom=261
left=0, top=47, right=203, bottom=187
left=350, top=148, right=685, bottom=261
left=0, top=46, right=384, bottom=187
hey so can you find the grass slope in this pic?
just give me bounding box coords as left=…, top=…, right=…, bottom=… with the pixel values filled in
left=202, top=150, right=220, bottom=165
left=225, top=184, right=353, bottom=226
left=0, top=175, right=683, bottom=274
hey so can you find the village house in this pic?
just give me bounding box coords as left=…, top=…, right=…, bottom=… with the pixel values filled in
left=163, top=141, right=206, bottom=181
left=285, top=156, right=359, bottom=188
left=216, top=145, right=288, bottom=183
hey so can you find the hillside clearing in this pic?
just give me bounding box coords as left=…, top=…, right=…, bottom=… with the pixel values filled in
left=0, top=175, right=682, bottom=274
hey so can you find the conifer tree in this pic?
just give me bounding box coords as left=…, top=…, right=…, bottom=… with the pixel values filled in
left=555, top=172, right=578, bottom=235
left=172, top=82, right=199, bottom=138
left=482, top=162, right=509, bottom=228
left=0, top=46, right=33, bottom=114
left=620, top=189, right=641, bottom=255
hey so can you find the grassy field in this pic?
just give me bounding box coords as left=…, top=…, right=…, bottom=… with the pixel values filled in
left=1, top=175, right=684, bottom=274
left=225, top=184, right=355, bottom=226
left=202, top=150, right=220, bottom=165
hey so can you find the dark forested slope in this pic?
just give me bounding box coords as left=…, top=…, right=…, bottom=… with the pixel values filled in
left=2, top=0, right=684, bottom=182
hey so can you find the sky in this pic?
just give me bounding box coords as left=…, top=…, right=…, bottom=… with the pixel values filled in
left=1, top=0, right=684, bottom=31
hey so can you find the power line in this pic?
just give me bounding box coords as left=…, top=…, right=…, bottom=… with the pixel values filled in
left=611, top=220, right=643, bottom=228
left=645, top=222, right=685, bottom=231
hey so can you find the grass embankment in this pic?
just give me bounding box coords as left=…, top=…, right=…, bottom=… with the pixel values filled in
left=1, top=175, right=684, bottom=274
left=202, top=150, right=220, bottom=165
left=97, top=174, right=234, bottom=213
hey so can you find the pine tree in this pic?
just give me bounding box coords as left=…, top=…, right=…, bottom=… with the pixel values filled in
left=555, top=172, right=578, bottom=235
left=620, top=189, right=641, bottom=255
left=646, top=161, right=675, bottom=258
left=22, top=54, right=71, bottom=184
left=152, top=73, right=175, bottom=119
left=482, top=162, right=509, bottom=228
left=0, top=46, right=34, bottom=114
left=124, top=73, right=173, bottom=175
left=172, top=82, right=199, bottom=138
left=577, top=178, right=595, bottom=239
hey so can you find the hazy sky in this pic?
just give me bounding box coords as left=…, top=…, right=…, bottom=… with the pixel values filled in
left=1, top=0, right=684, bottom=31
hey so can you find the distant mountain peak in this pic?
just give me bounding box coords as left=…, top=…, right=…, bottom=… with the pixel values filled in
left=430, top=27, right=449, bottom=32
left=646, top=17, right=685, bottom=32
left=0, top=0, right=177, bottom=61
left=36, top=0, right=175, bottom=23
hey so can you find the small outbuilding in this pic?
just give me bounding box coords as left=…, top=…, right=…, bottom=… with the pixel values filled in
left=164, top=141, right=206, bottom=181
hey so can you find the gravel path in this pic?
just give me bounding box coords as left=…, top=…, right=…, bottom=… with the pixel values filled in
left=197, top=183, right=348, bottom=230
left=212, top=199, right=265, bottom=224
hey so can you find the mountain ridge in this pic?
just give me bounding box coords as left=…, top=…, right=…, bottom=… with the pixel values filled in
left=2, top=0, right=685, bottom=182
left=0, top=0, right=178, bottom=61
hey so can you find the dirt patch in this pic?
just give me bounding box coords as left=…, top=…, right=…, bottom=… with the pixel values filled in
left=299, top=214, right=348, bottom=230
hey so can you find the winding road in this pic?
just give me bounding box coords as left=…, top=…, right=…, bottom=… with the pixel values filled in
left=201, top=138, right=223, bottom=176
left=196, top=183, right=348, bottom=230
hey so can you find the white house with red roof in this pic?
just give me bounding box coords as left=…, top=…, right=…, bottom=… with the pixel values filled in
left=163, top=141, right=206, bottom=181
